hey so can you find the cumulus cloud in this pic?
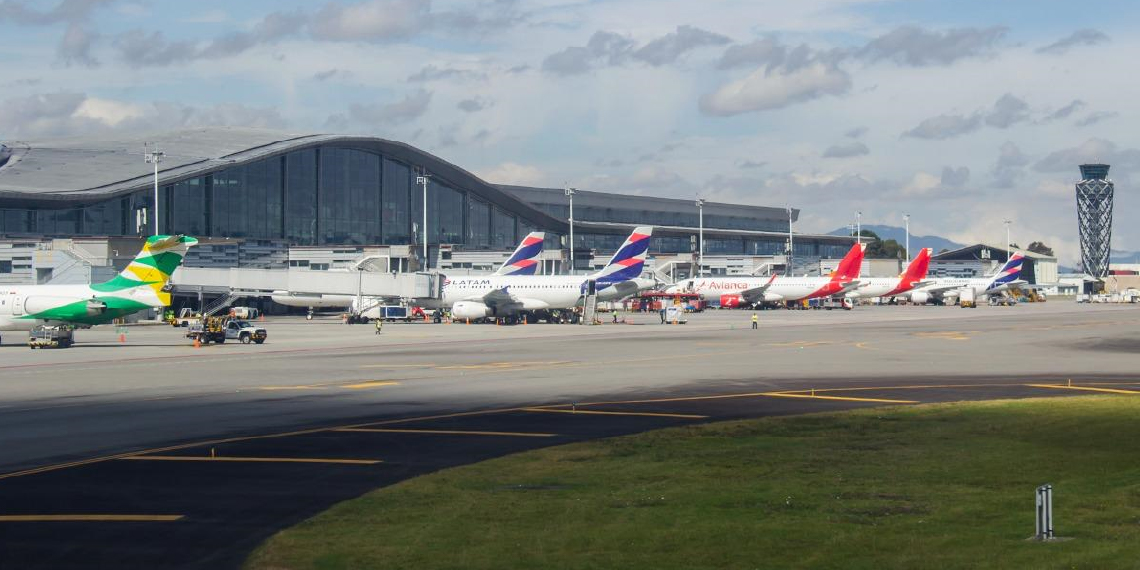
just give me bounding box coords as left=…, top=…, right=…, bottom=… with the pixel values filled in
left=991, top=141, right=1029, bottom=188
left=542, top=25, right=727, bottom=75
left=716, top=37, right=783, bottom=69
left=312, top=68, right=351, bottom=81
left=408, top=64, right=486, bottom=82
left=325, top=90, right=432, bottom=130
left=1036, top=29, right=1109, bottom=55
left=1042, top=100, right=1084, bottom=122
left=902, top=112, right=983, bottom=140
left=1, top=0, right=112, bottom=66
left=477, top=162, right=544, bottom=185
left=941, top=166, right=970, bottom=187
left=57, top=22, right=99, bottom=66
left=1075, top=111, right=1119, bottom=128
left=114, top=10, right=305, bottom=66
left=822, top=140, right=869, bottom=158
left=309, top=0, right=428, bottom=42
left=0, top=91, right=286, bottom=137
left=457, top=98, right=490, bottom=113
left=845, top=126, right=868, bottom=138
left=1033, top=138, right=1140, bottom=173
left=856, top=25, right=1008, bottom=66
left=700, top=59, right=850, bottom=115
left=632, top=25, right=730, bottom=66
left=984, top=94, right=1030, bottom=128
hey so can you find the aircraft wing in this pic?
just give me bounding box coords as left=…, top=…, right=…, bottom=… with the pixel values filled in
left=468, top=287, right=518, bottom=308
left=835, top=280, right=862, bottom=295
left=914, top=284, right=963, bottom=297
left=739, top=274, right=778, bottom=302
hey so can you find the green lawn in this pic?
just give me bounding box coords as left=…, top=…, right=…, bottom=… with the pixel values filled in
left=246, top=396, right=1140, bottom=570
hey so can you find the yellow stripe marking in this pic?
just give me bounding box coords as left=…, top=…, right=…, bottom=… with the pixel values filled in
left=121, top=456, right=381, bottom=465
left=336, top=428, right=558, bottom=438
left=359, top=364, right=435, bottom=369
left=521, top=408, right=707, bottom=419
left=0, top=514, right=184, bottom=522
left=258, top=385, right=324, bottom=391
left=760, top=392, right=918, bottom=404
left=1026, top=384, right=1140, bottom=395
left=437, top=361, right=572, bottom=370
left=340, top=381, right=399, bottom=389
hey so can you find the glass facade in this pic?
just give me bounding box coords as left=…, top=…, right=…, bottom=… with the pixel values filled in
left=0, top=142, right=849, bottom=258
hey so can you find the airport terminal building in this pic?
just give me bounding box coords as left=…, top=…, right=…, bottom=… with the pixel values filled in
left=0, top=128, right=852, bottom=284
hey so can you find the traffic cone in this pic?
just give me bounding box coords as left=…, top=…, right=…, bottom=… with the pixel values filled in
left=119, top=333, right=126, bottom=343
left=466, top=318, right=470, bottom=325
left=193, top=336, right=201, bottom=349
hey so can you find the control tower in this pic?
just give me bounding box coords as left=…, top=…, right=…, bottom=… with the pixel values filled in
left=1075, top=163, right=1113, bottom=278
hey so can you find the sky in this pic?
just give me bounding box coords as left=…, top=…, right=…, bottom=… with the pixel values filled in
left=0, top=0, right=1136, bottom=264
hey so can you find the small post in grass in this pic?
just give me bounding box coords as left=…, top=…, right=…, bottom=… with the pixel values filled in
left=1035, top=484, right=1054, bottom=540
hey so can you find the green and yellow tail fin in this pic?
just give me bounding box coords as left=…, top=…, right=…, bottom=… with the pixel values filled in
left=91, top=235, right=198, bottom=305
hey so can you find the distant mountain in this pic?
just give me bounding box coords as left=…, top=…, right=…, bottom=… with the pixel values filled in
left=1111, top=250, right=1140, bottom=264
left=827, top=225, right=964, bottom=254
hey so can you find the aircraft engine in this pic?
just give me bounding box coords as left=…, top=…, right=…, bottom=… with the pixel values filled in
left=910, top=292, right=931, bottom=305
left=719, top=294, right=743, bottom=308
left=451, top=301, right=493, bottom=320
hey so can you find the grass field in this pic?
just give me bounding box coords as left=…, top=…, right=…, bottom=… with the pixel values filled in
left=246, top=396, right=1140, bottom=570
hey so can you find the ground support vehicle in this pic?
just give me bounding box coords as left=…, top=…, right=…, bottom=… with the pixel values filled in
left=28, top=325, right=74, bottom=349
left=169, top=307, right=203, bottom=328
left=187, top=317, right=267, bottom=345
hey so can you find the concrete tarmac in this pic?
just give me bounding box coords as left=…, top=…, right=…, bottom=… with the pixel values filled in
left=0, top=302, right=1137, bottom=568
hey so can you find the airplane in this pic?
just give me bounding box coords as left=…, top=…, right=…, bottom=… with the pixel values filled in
left=845, top=248, right=933, bottom=300
left=906, top=252, right=1026, bottom=305
left=0, top=235, right=198, bottom=345
left=668, top=242, right=866, bottom=308
left=270, top=232, right=546, bottom=318
left=445, top=226, right=654, bottom=323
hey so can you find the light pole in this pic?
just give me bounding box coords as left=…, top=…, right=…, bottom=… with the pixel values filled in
left=565, top=187, right=575, bottom=274
left=696, top=198, right=705, bottom=277
left=786, top=205, right=794, bottom=276
left=417, top=173, right=430, bottom=269
left=855, top=211, right=862, bottom=277
left=1003, top=219, right=1012, bottom=261
left=144, top=144, right=165, bottom=235
left=903, top=213, right=910, bottom=262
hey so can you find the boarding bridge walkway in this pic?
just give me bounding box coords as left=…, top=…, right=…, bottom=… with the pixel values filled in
left=171, top=267, right=441, bottom=300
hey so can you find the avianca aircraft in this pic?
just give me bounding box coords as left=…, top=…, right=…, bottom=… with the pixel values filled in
left=0, top=235, right=197, bottom=344
left=445, top=226, right=654, bottom=321
left=906, top=252, right=1026, bottom=304
left=269, top=232, right=546, bottom=314
left=845, top=248, right=932, bottom=300
left=669, top=243, right=866, bottom=307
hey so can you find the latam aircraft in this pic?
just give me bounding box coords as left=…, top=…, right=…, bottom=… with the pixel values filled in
left=444, top=226, right=654, bottom=322
left=670, top=243, right=866, bottom=307
left=0, top=235, right=197, bottom=344
left=906, top=252, right=1026, bottom=304
left=270, top=232, right=546, bottom=316
left=845, top=248, right=933, bottom=300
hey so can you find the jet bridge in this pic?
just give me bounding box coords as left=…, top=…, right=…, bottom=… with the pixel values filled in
left=171, top=267, right=442, bottom=301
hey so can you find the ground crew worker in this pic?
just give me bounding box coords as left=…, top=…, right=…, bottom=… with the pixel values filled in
left=612, top=310, right=619, bottom=323
left=374, top=318, right=383, bottom=335
left=751, top=312, right=758, bottom=330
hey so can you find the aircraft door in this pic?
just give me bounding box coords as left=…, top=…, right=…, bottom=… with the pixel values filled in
left=585, top=279, right=597, bottom=296
left=12, top=295, right=24, bottom=316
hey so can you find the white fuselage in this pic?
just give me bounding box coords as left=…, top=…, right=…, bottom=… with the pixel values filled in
left=0, top=283, right=152, bottom=332
left=845, top=277, right=912, bottom=299
left=675, top=277, right=845, bottom=303
left=909, top=278, right=1006, bottom=300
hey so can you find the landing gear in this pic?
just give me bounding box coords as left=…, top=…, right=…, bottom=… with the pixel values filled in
left=306, top=309, right=314, bottom=321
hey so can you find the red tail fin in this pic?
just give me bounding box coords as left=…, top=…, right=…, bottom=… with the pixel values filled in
left=831, top=243, right=866, bottom=282
left=902, top=248, right=932, bottom=281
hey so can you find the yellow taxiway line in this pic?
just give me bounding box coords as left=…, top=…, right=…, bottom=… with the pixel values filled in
left=0, top=514, right=184, bottom=522
left=336, top=428, right=558, bottom=437
left=520, top=407, right=707, bottom=419
left=339, top=381, right=399, bottom=389
left=121, top=456, right=381, bottom=465
left=760, top=392, right=918, bottom=404
left=1026, top=384, right=1140, bottom=395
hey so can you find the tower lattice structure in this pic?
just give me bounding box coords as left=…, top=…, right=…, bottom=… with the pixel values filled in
left=1076, top=164, right=1114, bottom=278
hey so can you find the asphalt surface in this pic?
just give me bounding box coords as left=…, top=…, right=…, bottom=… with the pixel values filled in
left=0, top=302, right=1138, bottom=569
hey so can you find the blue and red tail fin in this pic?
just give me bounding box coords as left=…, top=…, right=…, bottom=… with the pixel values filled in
left=989, top=252, right=1025, bottom=287
left=493, top=232, right=545, bottom=275
left=591, top=226, right=653, bottom=285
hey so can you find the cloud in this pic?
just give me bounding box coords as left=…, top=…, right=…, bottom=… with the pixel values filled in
left=114, top=10, right=305, bottom=66
left=57, top=22, right=99, bottom=66
left=325, top=90, right=432, bottom=129
left=1033, top=138, right=1140, bottom=173
left=737, top=160, right=766, bottom=169
left=902, top=112, right=982, bottom=139
left=822, top=140, right=869, bottom=158
left=457, top=98, right=490, bottom=113
left=1075, top=111, right=1118, bottom=127
left=632, top=25, right=730, bottom=66
left=477, top=162, right=544, bottom=185
left=309, top=0, right=428, bottom=42
left=856, top=25, right=1008, bottom=66
left=113, top=30, right=198, bottom=66
left=700, top=59, right=850, bottom=115
left=940, top=166, right=970, bottom=187
left=991, top=141, right=1028, bottom=187
left=845, top=126, right=868, bottom=138
left=542, top=25, right=726, bottom=75
left=1036, top=29, right=1109, bottom=55
left=716, top=37, right=783, bottom=70
left=984, top=93, right=1029, bottom=128
left=312, top=68, right=351, bottom=81
left=408, top=64, right=486, bottom=82
left=1042, top=100, right=1084, bottom=122
left=0, top=91, right=286, bottom=137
